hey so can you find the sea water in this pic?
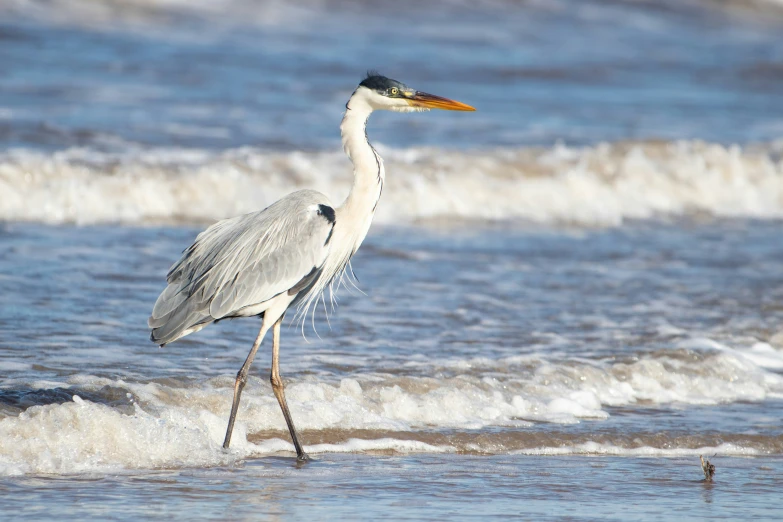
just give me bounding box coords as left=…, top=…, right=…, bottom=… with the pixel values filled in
left=2, top=221, right=782, bottom=519
left=1, top=0, right=783, bottom=520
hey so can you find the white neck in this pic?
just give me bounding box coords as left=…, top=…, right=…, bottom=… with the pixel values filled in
left=293, top=87, right=391, bottom=319
left=336, top=89, right=385, bottom=251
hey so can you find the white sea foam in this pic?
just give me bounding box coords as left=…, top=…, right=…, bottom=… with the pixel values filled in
left=0, top=394, right=245, bottom=476
left=263, top=438, right=456, bottom=455
left=515, top=442, right=761, bottom=457
left=1, top=141, right=782, bottom=227
left=1, top=338, right=781, bottom=475
left=679, top=337, right=783, bottom=371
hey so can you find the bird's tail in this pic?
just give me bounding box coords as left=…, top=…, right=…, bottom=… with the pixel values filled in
left=148, top=284, right=212, bottom=346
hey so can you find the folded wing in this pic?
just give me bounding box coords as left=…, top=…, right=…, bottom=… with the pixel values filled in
left=149, top=190, right=335, bottom=345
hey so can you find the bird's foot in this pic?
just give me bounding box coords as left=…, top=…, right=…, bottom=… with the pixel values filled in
left=296, top=452, right=311, bottom=464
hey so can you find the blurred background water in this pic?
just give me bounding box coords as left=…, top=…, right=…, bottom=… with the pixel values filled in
left=2, top=1, right=783, bottom=520
left=2, top=0, right=783, bottom=151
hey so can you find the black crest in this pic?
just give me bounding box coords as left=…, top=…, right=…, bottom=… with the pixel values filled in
left=359, top=71, right=405, bottom=92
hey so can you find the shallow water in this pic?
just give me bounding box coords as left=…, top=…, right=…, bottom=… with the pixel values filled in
left=3, top=0, right=783, bottom=519
left=1, top=221, right=782, bottom=475
left=4, top=455, right=783, bottom=520
left=1, top=221, right=783, bottom=518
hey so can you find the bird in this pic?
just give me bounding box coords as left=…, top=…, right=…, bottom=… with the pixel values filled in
left=148, top=72, right=475, bottom=461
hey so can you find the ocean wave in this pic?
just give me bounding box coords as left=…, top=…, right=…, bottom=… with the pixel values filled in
left=1, top=391, right=778, bottom=475
left=1, top=141, right=782, bottom=227
left=1, top=339, right=781, bottom=475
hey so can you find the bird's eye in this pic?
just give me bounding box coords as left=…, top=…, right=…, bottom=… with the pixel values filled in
left=389, top=87, right=399, bottom=96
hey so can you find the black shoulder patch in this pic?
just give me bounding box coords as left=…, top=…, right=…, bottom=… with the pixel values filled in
left=324, top=225, right=334, bottom=246
left=317, top=204, right=336, bottom=224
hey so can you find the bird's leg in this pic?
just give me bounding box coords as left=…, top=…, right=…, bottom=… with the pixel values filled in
left=270, top=316, right=309, bottom=461
left=223, top=322, right=268, bottom=449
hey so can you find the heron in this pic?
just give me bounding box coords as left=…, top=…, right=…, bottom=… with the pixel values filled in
left=148, top=73, right=475, bottom=461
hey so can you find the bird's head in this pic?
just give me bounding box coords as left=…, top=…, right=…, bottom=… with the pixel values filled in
left=355, top=72, right=475, bottom=113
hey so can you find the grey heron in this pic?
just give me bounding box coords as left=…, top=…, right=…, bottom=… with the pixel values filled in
left=148, top=73, right=475, bottom=461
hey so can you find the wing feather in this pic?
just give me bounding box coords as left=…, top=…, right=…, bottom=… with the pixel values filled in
left=149, top=190, right=334, bottom=344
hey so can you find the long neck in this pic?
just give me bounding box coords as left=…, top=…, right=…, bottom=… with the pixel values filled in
left=339, top=92, right=385, bottom=218
left=335, top=89, right=386, bottom=256
left=292, top=91, right=386, bottom=317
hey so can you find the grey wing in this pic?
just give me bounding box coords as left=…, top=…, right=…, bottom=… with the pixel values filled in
left=149, top=190, right=335, bottom=345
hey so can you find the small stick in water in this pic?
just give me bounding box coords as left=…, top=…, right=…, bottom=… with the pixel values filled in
left=700, top=455, right=716, bottom=481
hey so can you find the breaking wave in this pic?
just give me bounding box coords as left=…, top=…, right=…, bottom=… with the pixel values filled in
left=1, top=140, right=783, bottom=227
left=2, top=338, right=782, bottom=475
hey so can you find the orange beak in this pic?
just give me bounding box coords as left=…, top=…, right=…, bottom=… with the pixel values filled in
left=407, top=91, right=476, bottom=111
